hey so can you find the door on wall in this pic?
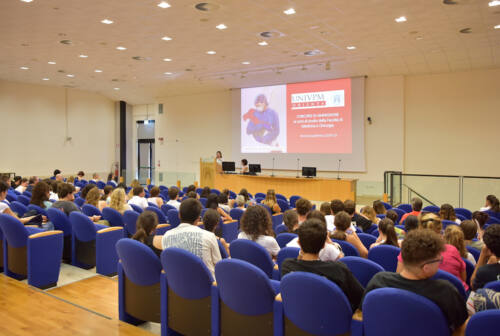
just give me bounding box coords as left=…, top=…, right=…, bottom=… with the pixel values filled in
left=137, top=120, right=155, bottom=185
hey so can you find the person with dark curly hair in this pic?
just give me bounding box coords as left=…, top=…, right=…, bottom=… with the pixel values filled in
left=471, top=224, right=500, bottom=290
left=361, top=229, right=468, bottom=334
left=238, top=205, right=279, bottom=257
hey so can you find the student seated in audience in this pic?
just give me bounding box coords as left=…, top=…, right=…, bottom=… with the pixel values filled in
left=166, top=187, right=181, bottom=209
left=240, top=158, right=249, bottom=174
left=203, top=208, right=230, bottom=256
left=147, top=186, right=164, bottom=207
left=80, top=184, right=97, bottom=200
left=206, top=193, right=232, bottom=222
left=445, top=225, right=476, bottom=265
left=281, top=218, right=364, bottom=311
left=185, top=184, right=196, bottom=195
left=238, top=205, right=280, bottom=258
left=108, top=188, right=133, bottom=214
left=319, top=202, right=331, bottom=217
left=440, top=203, right=461, bottom=224
left=361, top=205, right=380, bottom=225
left=186, top=191, right=198, bottom=199
left=107, top=172, right=118, bottom=187
left=200, top=186, right=211, bottom=199
left=404, top=215, right=419, bottom=233
left=128, top=186, right=149, bottom=210
left=344, top=200, right=372, bottom=232
left=90, top=173, right=100, bottom=183
left=325, top=199, right=344, bottom=232
left=471, top=224, right=500, bottom=290
left=331, top=211, right=368, bottom=258
left=11, top=176, right=22, bottom=189
left=52, top=169, right=61, bottom=179
left=234, top=195, right=246, bottom=210
left=386, top=209, right=405, bottom=239
left=400, top=197, right=423, bottom=224
left=0, top=181, right=38, bottom=224
left=283, top=209, right=299, bottom=233
left=48, top=180, right=60, bottom=201
left=132, top=210, right=162, bottom=258
left=26, top=176, right=38, bottom=193
left=102, top=185, right=113, bottom=204
left=361, top=229, right=468, bottom=334
left=261, top=189, right=281, bottom=214
left=370, top=218, right=399, bottom=249
left=127, top=179, right=141, bottom=199
left=397, top=212, right=468, bottom=290
left=85, top=187, right=106, bottom=211
left=52, top=183, right=80, bottom=215
left=472, top=211, right=489, bottom=241
left=295, top=198, right=312, bottom=225
left=15, top=178, right=28, bottom=193
left=479, top=194, right=498, bottom=212
left=238, top=188, right=254, bottom=205
left=76, top=170, right=85, bottom=181
left=287, top=211, right=344, bottom=261
left=31, top=181, right=53, bottom=210
left=55, top=174, right=64, bottom=182
left=218, top=192, right=231, bottom=213
left=160, top=198, right=221, bottom=277
left=460, top=219, right=484, bottom=250
left=466, top=288, right=500, bottom=315
left=372, top=200, right=387, bottom=215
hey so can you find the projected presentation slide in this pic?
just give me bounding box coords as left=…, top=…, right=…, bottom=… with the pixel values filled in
left=241, top=78, right=351, bottom=154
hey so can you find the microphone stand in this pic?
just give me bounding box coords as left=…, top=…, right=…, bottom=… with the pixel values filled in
left=337, top=159, right=342, bottom=180
left=296, top=158, right=300, bottom=178
left=271, top=157, right=275, bottom=177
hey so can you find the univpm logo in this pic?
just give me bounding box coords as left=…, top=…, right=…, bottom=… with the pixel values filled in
left=291, top=90, right=344, bottom=110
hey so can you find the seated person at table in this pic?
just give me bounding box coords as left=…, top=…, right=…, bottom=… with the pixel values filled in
left=133, top=210, right=162, bottom=258
left=161, top=198, right=221, bottom=278
left=471, top=224, right=500, bottom=290
left=344, top=200, right=372, bottom=232
left=281, top=218, right=364, bottom=311
left=166, top=187, right=181, bottom=209
left=238, top=205, right=279, bottom=257
left=240, top=159, right=249, bottom=174
left=128, top=186, right=149, bottom=209
left=331, top=211, right=368, bottom=258
left=361, top=229, right=468, bottom=333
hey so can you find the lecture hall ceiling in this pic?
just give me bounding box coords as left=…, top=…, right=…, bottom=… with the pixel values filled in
left=0, top=0, right=499, bottom=104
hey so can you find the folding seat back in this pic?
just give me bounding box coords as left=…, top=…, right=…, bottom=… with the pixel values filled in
left=102, top=207, right=125, bottom=227
left=368, top=245, right=401, bottom=272
left=277, top=199, right=289, bottom=212
left=116, top=239, right=162, bottom=325
left=332, top=239, right=360, bottom=257
left=17, top=195, right=30, bottom=206
left=229, top=208, right=244, bottom=222
left=129, top=204, right=143, bottom=213
left=161, top=203, right=176, bottom=216
left=465, top=309, right=500, bottom=336
left=123, top=210, right=139, bottom=237
left=27, top=204, right=48, bottom=217
left=431, top=269, right=466, bottom=298
left=276, top=233, right=297, bottom=248
left=289, top=195, right=301, bottom=208
left=229, top=239, right=277, bottom=279
left=340, top=256, right=384, bottom=287
left=397, top=204, right=412, bottom=213
left=167, top=209, right=180, bottom=229
left=272, top=213, right=284, bottom=231
left=145, top=206, right=168, bottom=224
left=10, top=201, right=27, bottom=217
left=82, top=204, right=102, bottom=217
left=358, top=233, right=377, bottom=249
left=47, top=208, right=73, bottom=261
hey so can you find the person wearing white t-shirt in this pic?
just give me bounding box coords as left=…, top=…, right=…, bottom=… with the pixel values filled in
left=157, top=198, right=221, bottom=278
left=15, top=178, right=28, bottom=194
left=166, top=188, right=181, bottom=210
left=147, top=186, right=164, bottom=208
left=128, top=186, right=149, bottom=209
left=0, top=181, right=37, bottom=224
left=238, top=205, right=280, bottom=257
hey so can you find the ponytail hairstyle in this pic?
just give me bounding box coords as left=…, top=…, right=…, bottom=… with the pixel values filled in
left=378, top=218, right=399, bottom=247
left=132, top=211, right=159, bottom=243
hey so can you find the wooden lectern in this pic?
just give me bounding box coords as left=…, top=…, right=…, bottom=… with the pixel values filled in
left=200, top=158, right=218, bottom=188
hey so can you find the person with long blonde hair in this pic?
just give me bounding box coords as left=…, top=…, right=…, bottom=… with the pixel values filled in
left=85, top=187, right=106, bottom=211
left=109, top=188, right=132, bottom=214
left=262, top=189, right=281, bottom=214
left=361, top=205, right=380, bottom=224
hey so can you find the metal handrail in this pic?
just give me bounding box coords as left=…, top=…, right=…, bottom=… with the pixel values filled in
left=403, top=184, right=436, bottom=206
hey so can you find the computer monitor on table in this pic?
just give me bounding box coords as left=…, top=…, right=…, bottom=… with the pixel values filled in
left=248, top=164, right=261, bottom=175
left=302, top=167, right=316, bottom=178
left=222, top=161, right=236, bottom=173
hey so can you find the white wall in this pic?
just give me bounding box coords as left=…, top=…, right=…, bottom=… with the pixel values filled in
left=0, top=80, right=116, bottom=178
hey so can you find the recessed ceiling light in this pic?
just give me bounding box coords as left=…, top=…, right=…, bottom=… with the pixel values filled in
left=42, top=78, right=50, bottom=81
left=20, top=66, right=29, bottom=70
left=242, top=61, right=250, bottom=65
left=116, top=46, right=127, bottom=50
left=79, top=54, right=88, bottom=58
left=416, top=36, right=424, bottom=40
left=489, top=1, right=500, bottom=7
left=161, top=36, right=172, bottom=41
left=206, top=50, right=216, bottom=54
left=164, top=72, right=173, bottom=75
left=346, top=46, right=356, bottom=50
left=94, top=69, right=103, bottom=73
left=284, top=8, right=296, bottom=15
left=101, top=19, right=113, bottom=24
left=157, top=1, right=171, bottom=8
left=21, top=0, right=33, bottom=3
left=395, top=16, right=407, bottom=23
left=48, top=61, right=56, bottom=65
left=163, top=58, right=172, bottom=62
left=258, top=41, right=268, bottom=46
left=66, top=74, right=75, bottom=77
left=216, top=23, right=227, bottom=30
left=114, top=87, right=120, bottom=90
left=495, top=24, right=500, bottom=29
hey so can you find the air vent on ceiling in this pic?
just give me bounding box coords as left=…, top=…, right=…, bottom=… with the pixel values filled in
left=57, top=69, right=66, bottom=73
left=304, top=49, right=324, bottom=56
left=132, top=56, right=151, bottom=61
left=60, top=40, right=72, bottom=45
left=459, top=27, right=472, bottom=34
left=260, top=30, right=285, bottom=38
left=443, top=0, right=459, bottom=4
left=195, top=3, right=220, bottom=11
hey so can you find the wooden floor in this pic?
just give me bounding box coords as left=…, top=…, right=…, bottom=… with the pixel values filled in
left=0, top=274, right=154, bottom=336
left=47, top=275, right=119, bottom=319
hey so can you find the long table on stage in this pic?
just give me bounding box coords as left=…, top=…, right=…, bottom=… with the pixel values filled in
left=213, top=173, right=357, bottom=201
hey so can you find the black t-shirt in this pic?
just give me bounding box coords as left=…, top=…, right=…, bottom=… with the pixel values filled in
left=472, top=263, right=500, bottom=290
left=144, top=235, right=162, bottom=258
left=361, top=272, right=468, bottom=332
left=352, top=213, right=372, bottom=232
left=281, top=259, right=364, bottom=311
